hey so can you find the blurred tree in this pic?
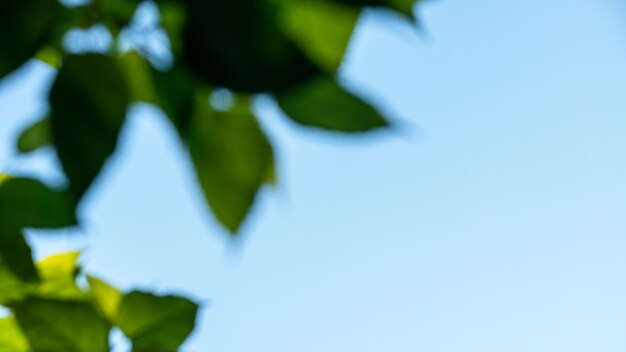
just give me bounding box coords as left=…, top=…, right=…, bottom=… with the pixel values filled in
left=0, top=0, right=420, bottom=350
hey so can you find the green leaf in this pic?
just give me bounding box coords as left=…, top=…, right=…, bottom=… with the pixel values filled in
left=0, top=178, right=75, bottom=282
left=12, top=298, right=110, bottom=352
left=119, top=52, right=159, bottom=104
left=277, top=76, right=388, bottom=132
left=189, top=94, right=274, bottom=232
left=280, top=0, right=360, bottom=72
left=36, top=252, right=87, bottom=300
left=181, top=0, right=319, bottom=92
left=34, top=48, right=61, bottom=69
left=87, top=276, right=122, bottom=322
left=158, top=2, right=186, bottom=56
left=0, top=0, right=59, bottom=79
left=49, top=54, right=131, bottom=201
left=0, top=266, right=32, bottom=305
left=0, top=229, right=37, bottom=283
left=17, top=118, right=51, bottom=154
left=0, top=178, right=77, bottom=231
left=387, top=0, right=418, bottom=20
left=331, top=0, right=417, bottom=20
left=153, top=66, right=198, bottom=136
left=0, top=317, right=30, bottom=352
left=117, top=291, right=198, bottom=352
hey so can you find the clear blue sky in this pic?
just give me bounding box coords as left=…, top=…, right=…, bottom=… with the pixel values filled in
left=2, top=0, right=626, bottom=350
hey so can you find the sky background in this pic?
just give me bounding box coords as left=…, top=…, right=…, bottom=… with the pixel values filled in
left=3, top=0, right=626, bottom=350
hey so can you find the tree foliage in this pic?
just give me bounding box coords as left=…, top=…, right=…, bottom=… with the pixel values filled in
left=0, top=0, right=420, bottom=349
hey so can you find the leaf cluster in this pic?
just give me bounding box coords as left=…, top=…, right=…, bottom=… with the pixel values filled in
left=0, top=0, right=420, bottom=349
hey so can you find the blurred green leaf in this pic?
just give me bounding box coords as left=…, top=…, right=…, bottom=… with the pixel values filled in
left=158, top=2, right=186, bottom=57
left=0, top=317, right=30, bottom=352
left=387, top=0, right=418, bottom=19
left=189, top=95, right=274, bottom=232
left=332, top=0, right=417, bottom=20
left=181, top=0, right=319, bottom=92
left=49, top=54, right=131, bottom=201
left=277, top=76, right=388, bottom=132
left=0, top=229, right=37, bottom=283
left=37, top=252, right=80, bottom=282
left=87, top=276, right=122, bottom=322
left=281, top=0, right=360, bottom=72
left=119, top=52, right=159, bottom=104
left=34, top=48, right=61, bottom=69
left=17, top=118, right=51, bottom=154
left=0, top=177, right=76, bottom=281
left=0, top=266, right=32, bottom=305
left=13, top=298, right=109, bottom=352
left=117, top=291, right=198, bottom=352
left=0, top=178, right=76, bottom=231
left=36, top=252, right=87, bottom=300
left=153, top=66, right=198, bottom=136
left=0, top=0, right=59, bottom=79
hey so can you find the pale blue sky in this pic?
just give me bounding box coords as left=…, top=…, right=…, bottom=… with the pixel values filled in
left=3, top=0, right=626, bottom=351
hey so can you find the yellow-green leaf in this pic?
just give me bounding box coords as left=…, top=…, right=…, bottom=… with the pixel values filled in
left=0, top=317, right=30, bottom=352
left=87, top=276, right=122, bottom=322
left=280, top=0, right=360, bottom=72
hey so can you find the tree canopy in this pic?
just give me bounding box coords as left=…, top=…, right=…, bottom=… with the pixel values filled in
left=0, top=0, right=420, bottom=350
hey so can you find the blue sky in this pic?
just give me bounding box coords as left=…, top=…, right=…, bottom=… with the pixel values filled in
left=3, top=0, right=626, bottom=350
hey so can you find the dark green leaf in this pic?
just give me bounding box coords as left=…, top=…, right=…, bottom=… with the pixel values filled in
left=0, top=178, right=77, bottom=231
left=0, top=229, right=37, bottom=285
left=333, top=0, right=417, bottom=20
left=117, top=291, right=198, bottom=352
left=17, top=118, right=51, bottom=154
left=277, top=76, right=388, bottom=132
left=0, top=0, right=59, bottom=79
left=181, top=0, right=320, bottom=92
left=0, top=317, right=30, bottom=352
left=189, top=95, right=274, bottom=232
left=13, top=298, right=110, bottom=352
left=153, top=65, right=198, bottom=137
left=49, top=54, right=131, bottom=201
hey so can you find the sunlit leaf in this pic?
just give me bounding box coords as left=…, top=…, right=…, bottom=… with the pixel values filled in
left=280, top=0, right=360, bottom=72
left=0, top=0, right=59, bottom=79
left=0, top=317, right=30, bottom=352
left=117, top=291, right=198, bottom=351
left=87, top=276, right=122, bottom=322
left=277, top=76, right=388, bottom=132
left=189, top=94, right=274, bottom=232
left=16, top=118, right=51, bottom=154
left=13, top=298, right=110, bottom=352
left=36, top=252, right=87, bottom=300
left=49, top=54, right=131, bottom=201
